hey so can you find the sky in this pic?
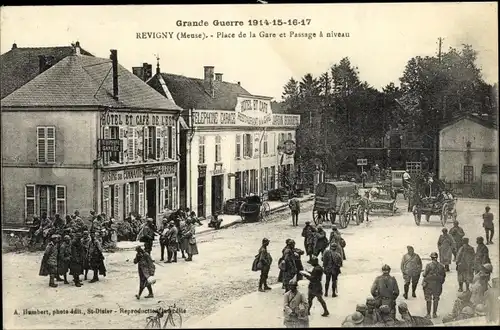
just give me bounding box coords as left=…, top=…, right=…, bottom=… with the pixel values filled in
left=1, top=3, right=498, bottom=101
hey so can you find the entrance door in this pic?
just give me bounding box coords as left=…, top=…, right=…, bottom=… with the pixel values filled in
left=146, top=179, right=157, bottom=220
left=211, top=175, right=224, bottom=215
left=197, top=177, right=206, bottom=218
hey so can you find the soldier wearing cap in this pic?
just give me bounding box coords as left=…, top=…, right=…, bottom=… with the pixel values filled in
left=69, top=231, right=85, bottom=287
left=329, top=225, right=346, bottom=260
left=159, top=219, right=169, bottom=261
left=39, top=234, right=60, bottom=288
left=257, top=238, right=273, bottom=292
left=371, top=264, right=399, bottom=319
left=484, top=277, right=499, bottom=323
left=141, top=218, right=156, bottom=256
left=365, top=297, right=381, bottom=325
left=482, top=206, right=494, bottom=245
left=303, top=256, right=329, bottom=317
left=400, top=245, right=422, bottom=299
left=283, top=275, right=309, bottom=328
left=398, top=302, right=433, bottom=326
left=88, top=230, right=106, bottom=283
left=301, top=221, right=316, bottom=261
left=165, top=221, right=179, bottom=263
left=322, top=241, right=343, bottom=297
left=422, top=252, right=446, bottom=319
left=442, top=290, right=473, bottom=323
left=474, top=236, right=491, bottom=274
left=56, top=234, right=72, bottom=284
left=456, top=237, right=475, bottom=292
left=449, top=220, right=465, bottom=261
left=313, top=225, right=328, bottom=258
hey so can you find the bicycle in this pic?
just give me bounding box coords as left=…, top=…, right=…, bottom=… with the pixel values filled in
left=145, top=301, right=183, bottom=329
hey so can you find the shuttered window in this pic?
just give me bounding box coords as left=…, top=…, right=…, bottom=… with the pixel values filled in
left=103, top=126, right=110, bottom=164
left=235, top=134, right=242, bottom=159
left=243, top=134, right=253, bottom=158
left=113, top=184, right=120, bottom=220
left=263, top=133, right=268, bottom=155
left=171, top=126, right=176, bottom=159
left=25, top=185, right=36, bottom=220
left=172, top=176, right=177, bottom=210
left=124, top=183, right=130, bottom=217
left=37, top=126, right=56, bottom=164
left=128, top=127, right=136, bottom=162
left=156, top=127, right=162, bottom=160
left=138, top=181, right=145, bottom=217
left=119, top=127, right=126, bottom=163
left=163, top=127, right=169, bottom=160
left=215, top=135, right=222, bottom=162
left=143, top=127, right=149, bottom=161
left=55, top=185, right=66, bottom=216
left=103, top=186, right=111, bottom=217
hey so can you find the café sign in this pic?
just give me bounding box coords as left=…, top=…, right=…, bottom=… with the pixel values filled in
left=101, top=112, right=175, bottom=127
left=101, top=163, right=177, bottom=182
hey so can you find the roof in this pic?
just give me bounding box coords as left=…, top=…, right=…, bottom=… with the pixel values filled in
left=0, top=45, right=94, bottom=98
left=151, top=73, right=253, bottom=110
left=440, top=114, right=498, bottom=131
left=1, top=55, right=181, bottom=111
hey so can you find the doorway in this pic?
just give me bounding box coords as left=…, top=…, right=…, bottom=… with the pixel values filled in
left=197, top=177, right=206, bottom=218
left=146, top=179, right=157, bottom=220
left=211, top=175, right=224, bottom=215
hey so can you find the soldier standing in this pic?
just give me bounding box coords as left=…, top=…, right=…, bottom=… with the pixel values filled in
left=438, top=228, right=455, bottom=272
left=322, top=242, right=343, bottom=297
left=302, top=257, right=329, bottom=317
left=455, top=237, right=475, bottom=292
left=400, top=245, right=423, bottom=299
left=422, top=252, right=446, bottom=319
left=482, top=206, right=494, bottom=245
left=257, top=238, right=273, bottom=292
left=370, top=264, right=400, bottom=319
left=449, top=221, right=465, bottom=261
left=288, top=196, right=301, bottom=227
left=474, top=236, right=491, bottom=274
left=301, top=221, right=316, bottom=262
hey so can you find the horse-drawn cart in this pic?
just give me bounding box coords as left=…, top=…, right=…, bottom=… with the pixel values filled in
left=239, top=195, right=271, bottom=223
left=312, top=181, right=359, bottom=229
left=365, top=185, right=398, bottom=215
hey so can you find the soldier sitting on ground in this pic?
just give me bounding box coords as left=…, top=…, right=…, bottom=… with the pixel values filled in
left=365, top=297, right=381, bottom=325
left=341, top=311, right=365, bottom=328
left=398, top=302, right=433, bottom=327
left=454, top=306, right=475, bottom=321
left=376, top=305, right=397, bottom=327
left=342, top=305, right=367, bottom=326
left=442, top=290, right=474, bottom=323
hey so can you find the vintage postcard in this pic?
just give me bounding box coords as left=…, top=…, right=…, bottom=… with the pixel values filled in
left=1, top=3, right=498, bottom=329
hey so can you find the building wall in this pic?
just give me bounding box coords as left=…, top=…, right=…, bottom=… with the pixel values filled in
left=188, top=128, right=296, bottom=218
left=439, top=118, right=498, bottom=182
left=1, top=110, right=97, bottom=225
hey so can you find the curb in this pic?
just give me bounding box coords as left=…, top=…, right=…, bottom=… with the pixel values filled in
left=115, top=195, right=314, bottom=252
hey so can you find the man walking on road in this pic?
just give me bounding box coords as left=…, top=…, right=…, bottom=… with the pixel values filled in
left=302, top=257, right=330, bottom=317
left=257, top=238, right=273, bottom=292
left=302, top=221, right=316, bottom=262
left=456, top=237, right=475, bottom=292
left=483, top=206, right=495, bottom=245
left=288, top=196, right=301, bottom=227
left=422, top=252, right=446, bottom=319
left=438, top=228, right=454, bottom=272
left=371, top=264, right=400, bottom=319
left=449, top=221, right=465, bottom=261
left=400, top=246, right=422, bottom=299
left=322, top=242, right=343, bottom=297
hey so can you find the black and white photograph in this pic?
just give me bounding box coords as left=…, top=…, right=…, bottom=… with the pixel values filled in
left=1, top=3, right=498, bottom=328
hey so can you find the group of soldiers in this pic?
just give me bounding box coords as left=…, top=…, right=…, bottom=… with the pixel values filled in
left=38, top=210, right=108, bottom=287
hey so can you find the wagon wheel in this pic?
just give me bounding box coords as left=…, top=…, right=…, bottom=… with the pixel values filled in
left=312, top=209, right=322, bottom=226
left=259, top=202, right=271, bottom=221
left=413, top=205, right=421, bottom=226
left=338, top=201, right=350, bottom=229
left=441, top=204, right=449, bottom=227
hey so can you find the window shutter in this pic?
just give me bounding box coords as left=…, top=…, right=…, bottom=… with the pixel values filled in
left=143, top=127, right=149, bottom=161
left=172, top=126, right=177, bottom=160
left=55, top=185, right=66, bottom=216
left=163, top=127, right=170, bottom=159
left=46, top=127, right=56, bottom=163
left=159, top=178, right=165, bottom=212
left=156, top=126, right=161, bottom=160
left=138, top=181, right=145, bottom=217
left=134, top=128, right=139, bottom=162
left=37, top=127, right=46, bottom=163
left=235, top=134, right=240, bottom=159
left=114, top=184, right=120, bottom=221
left=124, top=183, right=130, bottom=217
left=103, top=126, right=110, bottom=164
left=119, top=127, right=126, bottom=164
left=172, top=176, right=177, bottom=210
left=253, top=133, right=259, bottom=158
left=25, top=185, right=36, bottom=220
left=103, top=186, right=110, bottom=216
left=128, top=127, right=135, bottom=162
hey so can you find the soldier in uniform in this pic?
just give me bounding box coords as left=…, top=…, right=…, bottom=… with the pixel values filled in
left=365, top=297, right=381, bottom=325
left=455, top=237, right=475, bottom=292
left=400, top=245, right=422, bottom=299
left=301, top=221, right=316, bottom=262
left=322, top=242, right=343, bottom=297
left=371, top=264, right=400, bottom=319
left=341, top=312, right=364, bottom=327
left=376, top=305, right=396, bottom=327
left=474, top=236, right=491, bottom=274
left=257, top=238, right=273, bottom=292
left=449, top=221, right=465, bottom=261
left=422, top=252, right=446, bottom=319
left=442, top=290, right=473, bottom=323
left=302, top=257, right=329, bottom=317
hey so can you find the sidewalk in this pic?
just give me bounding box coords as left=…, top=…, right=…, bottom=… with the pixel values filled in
left=116, top=194, right=314, bottom=251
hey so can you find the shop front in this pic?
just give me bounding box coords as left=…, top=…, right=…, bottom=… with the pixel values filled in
left=101, top=162, right=177, bottom=226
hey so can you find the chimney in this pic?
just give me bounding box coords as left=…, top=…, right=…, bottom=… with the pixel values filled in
left=144, top=63, right=153, bottom=81
left=73, top=41, right=81, bottom=55
left=237, top=81, right=241, bottom=86
left=110, top=50, right=119, bottom=100
left=215, top=73, right=223, bottom=82
left=12, top=43, right=17, bottom=50
left=204, top=66, right=215, bottom=97
left=132, top=67, right=144, bottom=80
left=38, top=55, right=47, bottom=73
